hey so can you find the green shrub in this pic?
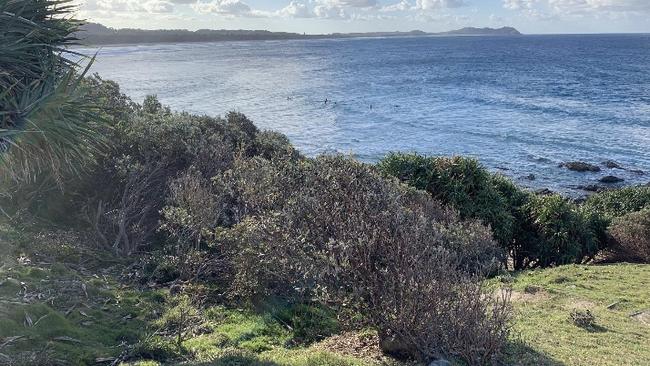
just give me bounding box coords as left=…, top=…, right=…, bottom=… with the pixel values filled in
left=378, top=153, right=622, bottom=269
left=584, top=185, right=650, bottom=219
left=148, top=256, right=182, bottom=284
left=608, top=209, right=650, bottom=263
left=525, top=195, right=599, bottom=267
left=489, top=174, right=540, bottom=269
left=379, top=153, right=553, bottom=269
left=583, top=185, right=650, bottom=246
left=378, top=154, right=515, bottom=248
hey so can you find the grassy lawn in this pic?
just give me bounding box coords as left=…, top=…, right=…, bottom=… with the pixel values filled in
left=505, top=264, right=649, bottom=366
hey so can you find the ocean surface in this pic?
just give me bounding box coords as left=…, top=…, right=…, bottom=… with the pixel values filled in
left=78, top=34, right=650, bottom=195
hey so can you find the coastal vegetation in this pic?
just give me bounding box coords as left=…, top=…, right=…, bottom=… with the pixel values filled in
left=1, top=2, right=648, bottom=366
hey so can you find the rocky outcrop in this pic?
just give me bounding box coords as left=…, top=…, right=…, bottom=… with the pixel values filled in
left=577, top=184, right=606, bottom=193
left=602, top=160, right=623, bottom=169
left=600, top=176, right=624, bottom=184
left=561, top=162, right=601, bottom=172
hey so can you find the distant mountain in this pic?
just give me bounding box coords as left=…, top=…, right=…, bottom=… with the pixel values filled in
left=75, top=24, right=522, bottom=45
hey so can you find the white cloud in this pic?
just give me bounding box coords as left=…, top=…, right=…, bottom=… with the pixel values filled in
left=550, top=0, right=650, bottom=13
left=503, top=0, right=534, bottom=10
left=279, top=1, right=314, bottom=18
left=313, top=5, right=349, bottom=19
left=416, top=0, right=467, bottom=10
left=83, top=0, right=176, bottom=13
left=490, top=13, right=505, bottom=22
left=79, top=0, right=474, bottom=23
left=380, top=0, right=413, bottom=12
left=192, top=0, right=259, bottom=17
left=309, top=0, right=379, bottom=19
left=318, top=0, right=378, bottom=7
left=504, top=0, right=650, bottom=19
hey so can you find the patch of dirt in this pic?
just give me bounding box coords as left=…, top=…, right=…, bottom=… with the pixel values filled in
left=509, top=289, right=550, bottom=303
left=312, top=331, right=414, bottom=365
left=630, top=311, right=650, bottom=326
left=569, top=300, right=596, bottom=309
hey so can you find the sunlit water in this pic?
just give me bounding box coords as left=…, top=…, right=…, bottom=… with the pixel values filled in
left=78, top=34, right=650, bottom=195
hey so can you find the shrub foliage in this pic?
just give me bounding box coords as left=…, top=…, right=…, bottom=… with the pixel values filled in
left=212, top=156, right=510, bottom=363
left=608, top=209, right=650, bottom=263
left=378, top=153, right=612, bottom=269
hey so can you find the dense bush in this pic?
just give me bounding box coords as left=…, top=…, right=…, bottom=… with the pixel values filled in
left=584, top=186, right=650, bottom=219
left=608, top=209, right=650, bottom=263
left=213, top=156, right=503, bottom=297
left=378, top=154, right=515, bottom=248
left=50, top=78, right=298, bottom=255
left=379, top=153, right=618, bottom=269
left=489, top=174, right=539, bottom=269
left=209, top=156, right=510, bottom=364
left=583, top=186, right=650, bottom=255
left=525, top=195, right=599, bottom=267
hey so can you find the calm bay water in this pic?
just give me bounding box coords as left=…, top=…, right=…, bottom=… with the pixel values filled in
left=79, top=34, right=650, bottom=194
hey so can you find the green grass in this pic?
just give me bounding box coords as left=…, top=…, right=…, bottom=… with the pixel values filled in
left=183, top=307, right=292, bottom=359
left=0, top=259, right=160, bottom=364
left=504, top=264, right=650, bottom=366
left=121, top=349, right=366, bottom=366
left=0, top=224, right=161, bottom=365
left=2, top=223, right=648, bottom=366
left=176, top=306, right=363, bottom=365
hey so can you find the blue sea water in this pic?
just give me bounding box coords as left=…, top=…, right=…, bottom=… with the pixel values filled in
left=78, top=34, right=650, bottom=195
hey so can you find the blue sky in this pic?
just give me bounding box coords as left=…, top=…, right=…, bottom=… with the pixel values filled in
left=77, top=0, right=650, bottom=34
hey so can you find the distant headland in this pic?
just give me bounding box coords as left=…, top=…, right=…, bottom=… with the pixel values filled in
left=76, top=23, right=522, bottom=45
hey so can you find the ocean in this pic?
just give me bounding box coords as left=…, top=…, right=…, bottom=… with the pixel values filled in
left=78, top=34, right=650, bottom=195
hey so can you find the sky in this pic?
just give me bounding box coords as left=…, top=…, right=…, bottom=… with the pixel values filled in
left=76, top=0, right=650, bottom=34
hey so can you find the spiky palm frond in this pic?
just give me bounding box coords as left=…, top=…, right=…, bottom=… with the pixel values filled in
left=0, top=0, right=104, bottom=184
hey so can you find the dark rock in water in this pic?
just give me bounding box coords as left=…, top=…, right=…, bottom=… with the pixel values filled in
left=602, top=160, right=623, bottom=169
left=600, top=176, right=624, bottom=184
left=522, top=174, right=536, bottom=181
left=561, top=161, right=601, bottom=172
left=535, top=188, right=554, bottom=195
left=577, top=184, right=607, bottom=193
